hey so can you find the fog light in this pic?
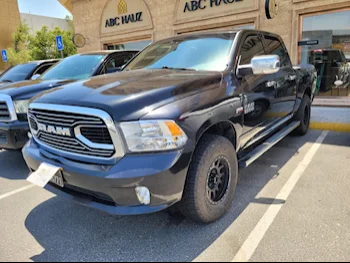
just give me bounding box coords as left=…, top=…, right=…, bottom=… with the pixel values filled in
left=135, top=186, right=151, bottom=205
left=27, top=132, right=32, bottom=139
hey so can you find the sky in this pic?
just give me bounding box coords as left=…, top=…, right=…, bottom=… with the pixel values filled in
left=17, top=0, right=72, bottom=19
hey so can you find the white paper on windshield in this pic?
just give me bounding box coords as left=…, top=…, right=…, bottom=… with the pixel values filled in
left=27, top=163, right=61, bottom=188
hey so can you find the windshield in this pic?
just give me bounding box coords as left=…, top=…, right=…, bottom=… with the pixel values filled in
left=41, top=54, right=104, bottom=81
left=124, top=34, right=236, bottom=72
left=0, top=63, right=37, bottom=82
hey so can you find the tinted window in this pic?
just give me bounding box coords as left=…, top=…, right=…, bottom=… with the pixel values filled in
left=0, top=63, right=37, bottom=82
left=103, top=53, right=135, bottom=74
left=41, top=55, right=104, bottom=81
left=239, top=35, right=265, bottom=65
left=264, top=35, right=291, bottom=67
left=125, top=35, right=236, bottom=72
left=35, top=64, right=54, bottom=75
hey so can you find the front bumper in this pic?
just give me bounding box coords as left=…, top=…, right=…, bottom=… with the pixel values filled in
left=0, top=121, right=29, bottom=150
left=22, top=139, right=191, bottom=215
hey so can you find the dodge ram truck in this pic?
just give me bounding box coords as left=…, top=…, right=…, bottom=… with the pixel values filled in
left=0, top=50, right=138, bottom=150
left=23, top=30, right=316, bottom=223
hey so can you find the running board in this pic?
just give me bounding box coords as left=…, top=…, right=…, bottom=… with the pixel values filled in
left=239, top=121, right=301, bottom=168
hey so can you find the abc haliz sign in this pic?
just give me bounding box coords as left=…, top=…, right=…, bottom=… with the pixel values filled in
left=101, top=0, right=153, bottom=36
left=175, top=0, right=258, bottom=24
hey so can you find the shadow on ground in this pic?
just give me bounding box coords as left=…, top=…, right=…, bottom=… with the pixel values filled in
left=0, top=150, right=28, bottom=180
left=22, top=131, right=326, bottom=262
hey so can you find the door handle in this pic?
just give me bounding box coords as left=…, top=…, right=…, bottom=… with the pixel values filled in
left=288, top=75, right=297, bottom=81
left=266, top=81, right=277, bottom=88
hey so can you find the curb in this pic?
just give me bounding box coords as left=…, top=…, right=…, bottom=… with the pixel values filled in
left=309, top=122, right=350, bottom=133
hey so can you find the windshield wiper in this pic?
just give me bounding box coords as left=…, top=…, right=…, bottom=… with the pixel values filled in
left=161, top=66, right=197, bottom=71
left=1, top=80, right=12, bottom=83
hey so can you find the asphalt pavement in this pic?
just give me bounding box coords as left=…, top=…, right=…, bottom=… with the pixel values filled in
left=0, top=130, right=349, bottom=262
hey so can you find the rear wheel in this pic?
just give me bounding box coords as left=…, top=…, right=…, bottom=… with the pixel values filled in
left=294, top=95, right=311, bottom=136
left=179, top=135, right=238, bottom=224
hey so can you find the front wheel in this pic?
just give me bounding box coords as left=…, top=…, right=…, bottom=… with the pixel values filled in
left=294, top=94, right=311, bottom=136
left=179, top=135, right=238, bottom=224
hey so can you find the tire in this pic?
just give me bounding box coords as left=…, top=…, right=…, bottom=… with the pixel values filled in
left=179, top=135, right=238, bottom=224
left=293, top=94, right=311, bottom=136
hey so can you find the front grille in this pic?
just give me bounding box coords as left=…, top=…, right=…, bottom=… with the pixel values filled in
left=64, top=184, right=115, bottom=205
left=28, top=108, right=115, bottom=158
left=0, top=102, right=10, bottom=121
left=80, top=127, right=113, bottom=144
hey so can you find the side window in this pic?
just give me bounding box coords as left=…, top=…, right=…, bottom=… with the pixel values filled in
left=263, top=35, right=291, bottom=68
left=239, top=34, right=265, bottom=65
left=35, top=64, right=53, bottom=75
left=239, top=34, right=266, bottom=92
left=103, top=53, right=135, bottom=74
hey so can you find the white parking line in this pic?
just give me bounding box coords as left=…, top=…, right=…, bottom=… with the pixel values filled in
left=231, top=130, right=329, bottom=262
left=0, top=185, right=35, bottom=201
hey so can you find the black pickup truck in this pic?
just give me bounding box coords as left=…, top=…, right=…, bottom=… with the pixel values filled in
left=0, top=50, right=138, bottom=150
left=23, top=30, right=316, bottom=223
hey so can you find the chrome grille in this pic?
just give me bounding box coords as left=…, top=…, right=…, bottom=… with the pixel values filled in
left=0, top=101, right=10, bottom=121
left=28, top=108, right=115, bottom=158
left=80, top=127, right=113, bottom=144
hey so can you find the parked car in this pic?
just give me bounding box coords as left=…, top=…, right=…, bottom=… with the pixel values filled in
left=0, top=60, right=59, bottom=87
left=23, top=30, right=316, bottom=223
left=0, top=50, right=138, bottom=150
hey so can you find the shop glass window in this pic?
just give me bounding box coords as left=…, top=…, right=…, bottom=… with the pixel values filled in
left=300, top=10, right=350, bottom=97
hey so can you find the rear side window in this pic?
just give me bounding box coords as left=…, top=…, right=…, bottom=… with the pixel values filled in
left=103, top=53, right=136, bottom=74
left=239, top=35, right=265, bottom=65
left=35, top=64, right=54, bottom=75
left=263, top=35, right=291, bottom=67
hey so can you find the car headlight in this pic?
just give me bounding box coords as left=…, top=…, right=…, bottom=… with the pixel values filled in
left=120, top=120, right=187, bottom=152
left=14, top=100, right=30, bottom=114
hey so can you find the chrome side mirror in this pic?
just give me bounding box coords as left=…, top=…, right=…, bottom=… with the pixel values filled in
left=251, top=55, right=280, bottom=75
left=237, top=55, right=280, bottom=77
left=31, top=74, right=41, bottom=80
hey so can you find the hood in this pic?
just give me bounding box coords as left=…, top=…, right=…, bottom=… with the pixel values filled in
left=32, top=69, right=223, bottom=121
left=0, top=79, right=75, bottom=100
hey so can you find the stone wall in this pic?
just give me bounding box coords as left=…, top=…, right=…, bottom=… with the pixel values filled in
left=71, top=0, right=350, bottom=64
left=0, top=0, right=20, bottom=70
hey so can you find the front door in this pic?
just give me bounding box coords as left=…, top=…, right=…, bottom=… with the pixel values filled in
left=262, top=34, right=297, bottom=118
left=238, top=33, right=278, bottom=148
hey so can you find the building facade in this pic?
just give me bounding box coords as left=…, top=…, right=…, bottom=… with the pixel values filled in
left=60, top=0, right=350, bottom=97
left=21, top=13, right=71, bottom=35
left=0, top=0, right=21, bottom=70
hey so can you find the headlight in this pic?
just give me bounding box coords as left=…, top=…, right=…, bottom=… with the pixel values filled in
left=14, top=100, right=29, bottom=114
left=120, top=120, right=187, bottom=152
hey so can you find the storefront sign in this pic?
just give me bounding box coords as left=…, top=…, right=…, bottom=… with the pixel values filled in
left=298, top=40, right=319, bottom=46
left=101, top=0, right=153, bottom=36
left=183, top=0, right=244, bottom=12
left=175, top=0, right=258, bottom=24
